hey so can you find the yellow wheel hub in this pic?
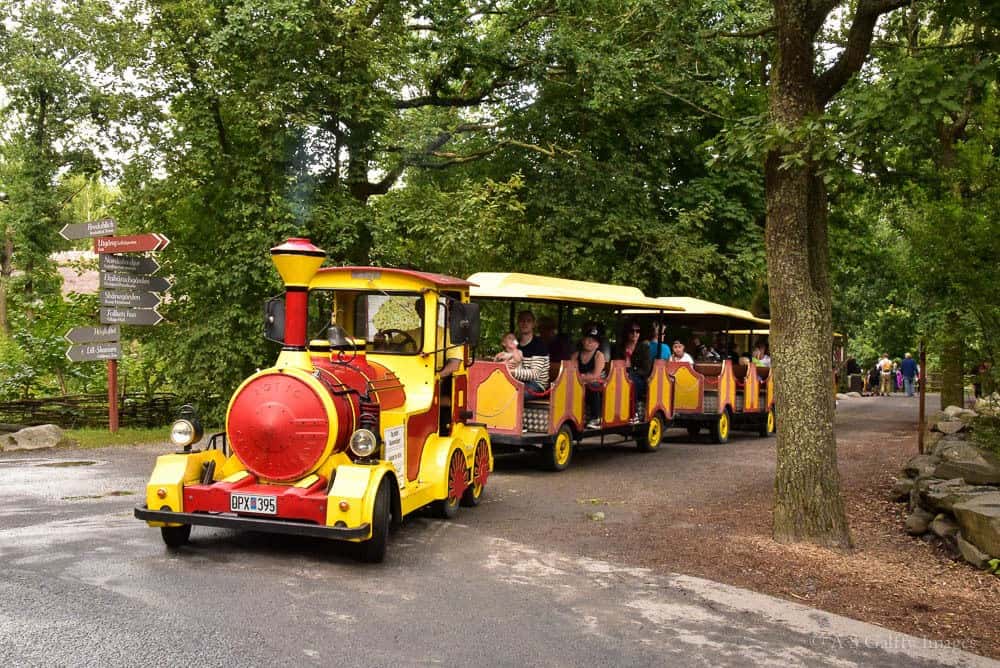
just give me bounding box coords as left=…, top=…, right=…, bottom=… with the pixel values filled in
left=719, top=413, right=729, bottom=440
left=767, top=410, right=775, bottom=433
left=648, top=419, right=661, bottom=448
left=555, top=433, right=571, bottom=466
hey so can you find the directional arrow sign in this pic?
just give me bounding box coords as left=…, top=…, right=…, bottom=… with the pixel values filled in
left=100, top=272, right=171, bottom=292
left=59, top=218, right=117, bottom=240
left=66, top=341, right=121, bottom=362
left=99, top=253, right=160, bottom=275
left=94, top=233, right=170, bottom=254
left=100, top=290, right=162, bottom=308
left=100, top=307, right=164, bottom=326
left=64, top=325, right=120, bottom=345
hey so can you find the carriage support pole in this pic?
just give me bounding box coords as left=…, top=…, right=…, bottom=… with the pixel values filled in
left=108, top=359, right=119, bottom=434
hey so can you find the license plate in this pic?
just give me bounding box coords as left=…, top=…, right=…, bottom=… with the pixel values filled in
left=230, top=493, right=277, bottom=515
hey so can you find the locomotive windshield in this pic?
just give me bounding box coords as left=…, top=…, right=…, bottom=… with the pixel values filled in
left=308, top=289, right=425, bottom=354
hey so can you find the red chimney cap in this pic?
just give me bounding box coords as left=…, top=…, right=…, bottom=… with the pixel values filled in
left=270, top=238, right=326, bottom=258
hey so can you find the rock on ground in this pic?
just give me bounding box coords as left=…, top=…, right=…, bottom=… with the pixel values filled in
left=953, top=492, right=1000, bottom=558
left=933, top=442, right=1000, bottom=485
left=903, top=453, right=940, bottom=479
left=929, top=515, right=960, bottom=541
left=905, top=507, right=935, bottom=535
left=957, top=535, right=991, bottom=569
left=934, top=420, right=966, bottom=435
left=0, top=424, right=72, bottom=451
left=915, top=478, right=998, bottom=514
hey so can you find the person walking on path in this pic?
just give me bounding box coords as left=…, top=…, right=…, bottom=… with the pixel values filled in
left=878, top=353, right=894, bottom=396
left=900, top=352, right=918, bottom=397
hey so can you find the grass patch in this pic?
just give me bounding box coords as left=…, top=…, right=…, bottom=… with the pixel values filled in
left=971, top=415, right=1000, bottom=457
left=65, top=426, right=169, bottom=448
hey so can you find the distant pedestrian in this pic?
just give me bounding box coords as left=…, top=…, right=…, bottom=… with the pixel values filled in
left=878, top=353, right=894, bottom=396
left=900, top=353, right=918, bottom=397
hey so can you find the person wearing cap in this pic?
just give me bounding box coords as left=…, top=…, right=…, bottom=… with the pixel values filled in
left=670, top=340, right=694, bottom=364
left=572, top=325, right=607, bottom=428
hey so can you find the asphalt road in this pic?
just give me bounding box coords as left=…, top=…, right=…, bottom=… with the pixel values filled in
left=0, top=408, right=993, bottom=668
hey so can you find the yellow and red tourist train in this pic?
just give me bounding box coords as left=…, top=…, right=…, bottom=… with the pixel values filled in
left=466, top=274, right=776, bottom=470
left=135, top=239, right=491, bottom=562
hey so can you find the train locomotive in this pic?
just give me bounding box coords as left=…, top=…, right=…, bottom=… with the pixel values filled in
left=135, top=238, right=492, bottom=562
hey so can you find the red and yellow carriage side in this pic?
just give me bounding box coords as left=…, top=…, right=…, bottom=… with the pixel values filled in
left=466, top=272, right=682, bottom=470
left=644, top=299, right=774, bottom=442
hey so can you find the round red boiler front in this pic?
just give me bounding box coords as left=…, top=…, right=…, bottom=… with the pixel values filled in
left=227, top=373, right=332, bottom=482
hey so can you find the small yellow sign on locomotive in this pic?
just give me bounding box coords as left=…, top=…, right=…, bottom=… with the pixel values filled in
left=135, top=238, right=491, bottom=562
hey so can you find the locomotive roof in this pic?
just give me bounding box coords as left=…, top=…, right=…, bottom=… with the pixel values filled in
left=467, top=272, right=681, bottom=310
left=315, top=266, right=475, bottom=289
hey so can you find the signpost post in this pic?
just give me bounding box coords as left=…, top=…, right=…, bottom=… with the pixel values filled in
left=62, top=218, right=171, bottom=434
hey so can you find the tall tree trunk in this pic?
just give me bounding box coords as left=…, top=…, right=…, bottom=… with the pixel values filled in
left=766, top=156, right=850, bottom=547
left=767, top=0, right=851, bottom=548
left=0, top=225, right=12, bottom=336
left=939, top=311, right=964, bottom=409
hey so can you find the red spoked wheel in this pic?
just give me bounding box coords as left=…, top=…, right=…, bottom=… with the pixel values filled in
left=434, top=449, right=468, bottom=519
left=461, top=440, right=490, bottom=507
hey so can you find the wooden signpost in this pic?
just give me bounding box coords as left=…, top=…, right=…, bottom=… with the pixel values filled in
left=62, top=219, right=170, bottom=433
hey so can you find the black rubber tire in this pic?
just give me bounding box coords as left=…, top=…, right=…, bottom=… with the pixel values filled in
left=543, top=424, right=574, bottom=472
left=636, top=414, right=664, bottom=453
left=358, top=479, right=391, bottom=563
left=160, top=524, right=191, bottom=548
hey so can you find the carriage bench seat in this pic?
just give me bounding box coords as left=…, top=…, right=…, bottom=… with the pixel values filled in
left=695, top=363, right=723, bottom=389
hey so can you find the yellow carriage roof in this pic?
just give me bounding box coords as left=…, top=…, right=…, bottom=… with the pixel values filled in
left=623, top=296, right=769, bottom=328
left=467, top=272, right=683, bottom=310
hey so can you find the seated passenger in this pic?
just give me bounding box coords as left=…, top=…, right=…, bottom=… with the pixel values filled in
left=648, top=320, right=670, bottom=360
left=539, top=315, right=573, bottom=362
left=690, top=335, right=721, bottom=363
left=752, top=343, right=771, bottom=367
left=512, top=310, right=550, bottom=393
left=572, top=326, right=607, bottom=428
left=494, top=332, right=523, bottom=369
left=615, top=320, right=651, bottom=415
left=669, top=340, right=694, bottom=364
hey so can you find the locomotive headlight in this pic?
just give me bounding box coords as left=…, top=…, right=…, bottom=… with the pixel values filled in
left=170, top=419, right=202, bottom=448
left=349, top=429, right=378, bottom=458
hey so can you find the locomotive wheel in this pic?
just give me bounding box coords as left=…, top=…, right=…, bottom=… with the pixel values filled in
left=358, top=478, right=391, bottom=563
left=160, top=524, right=191, bottom=548
left=544, top=425, right=574, bottom=472
left=434, top=449, right=467, bottom=519
left=711, top=409, right=731, bottom=444
left=758, top=407, right=776, bottom=438
left=461, top=440, right=490, bottom=507
left=636, top=414, right=664, bottom=453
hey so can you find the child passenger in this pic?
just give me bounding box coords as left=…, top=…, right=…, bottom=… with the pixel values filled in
left=494, top=332, right=523, bottom=368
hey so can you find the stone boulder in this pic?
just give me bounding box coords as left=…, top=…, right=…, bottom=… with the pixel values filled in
left=952, top=492, right=1000, bottom=558
left=889, top=477, right=914, bottom=502
left=931, top=434, right=966, bottom=457
left=915, top=478, right=998, bottom=514
left=929, top=514, right=960, bottom=541
left=934, top=420, right=966, bottom=435
left=846, top=392, right=862, bottom=398
left=957, top=536, right=990, bottom=569
left=0, top=424, right=73, bottom=452
left=932, top=442, right=1000, bottom=485
left=943, top=405, right=965, bottom=418
left=923, top=431, right=944, bottom=454
left=903, top=453, right=940, bottom=479
left=836, top=393, right=849, bottom=400
left=905, top=507, right=935, bottom=535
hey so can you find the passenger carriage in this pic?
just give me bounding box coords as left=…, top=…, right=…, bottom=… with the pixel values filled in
left=466, top=272, right=682, bottom=471
left=135, top=238, right=491, bottom=562
left=631, top=298, right=774, bottom=443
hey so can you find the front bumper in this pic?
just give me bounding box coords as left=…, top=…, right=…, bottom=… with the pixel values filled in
left=134, top=505, right=370, bottom=540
